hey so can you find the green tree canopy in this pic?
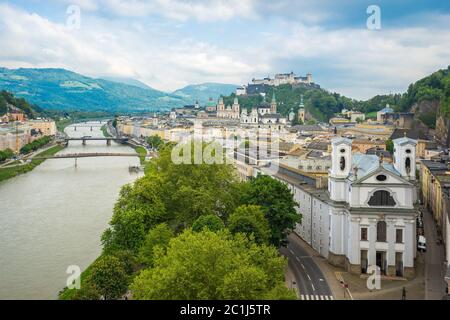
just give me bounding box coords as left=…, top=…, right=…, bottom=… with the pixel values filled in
left=89, top=255, right=129, bottom=300
left=138, top=223, right=174, bottom=267
left=192, top=214, right=225, bottom=233
left=228, top=205, right=270, bottom=244
left=241, top=174, right=300, bottom=247
left=146, top=135, right=164, bottom=150
left=130, top=229, right=296, bottom=300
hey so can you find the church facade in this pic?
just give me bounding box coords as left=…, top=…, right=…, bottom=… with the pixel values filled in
left=256, top=136, right=418, bottom=278
left=240, top=94, right=287, bottom=128
left=216, top=97, right=240, bottom=119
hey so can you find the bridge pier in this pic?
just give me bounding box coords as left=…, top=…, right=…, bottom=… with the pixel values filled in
left=107, top=139, right=111, bottom=146
left=74, top=126, right=77, bottom=131
left=82, top=139, right=86, bottom=146
left=90, top=126, right=93, bottom=131
left=75, top=157, right=77, bottom=168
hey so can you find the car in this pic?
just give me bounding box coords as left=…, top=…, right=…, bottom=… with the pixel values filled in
left=418, top=235, right=427, bottom=252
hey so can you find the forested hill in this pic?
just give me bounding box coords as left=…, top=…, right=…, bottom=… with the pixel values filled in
left=0, top=90, right=42, bottom=119
left=222, top=84, right=405, bottom=122
left=222, top=66, right=450, bottom=124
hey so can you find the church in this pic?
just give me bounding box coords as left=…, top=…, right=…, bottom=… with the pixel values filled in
left=240, top=94, right=287, bottom=128
left=216, top=97, right=240, bottom=119
left=255, top=136, right=419, bottom=278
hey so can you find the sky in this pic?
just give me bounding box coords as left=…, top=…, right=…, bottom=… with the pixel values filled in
left=0, top=0, right=449, bottom=100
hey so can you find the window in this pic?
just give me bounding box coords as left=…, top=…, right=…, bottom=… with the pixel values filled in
left=376, top=174, right=387, bottom=181
left=396, top=229, right=403, bottom=243
left=340, top=156, right=346, bottom=171
left=368, top=190, right=396, bottom=206
left=405, top=157, right=411, bottom=174
left=361, top=227, right=368, bottom=241
left=377, top=221, right=387, bottom=242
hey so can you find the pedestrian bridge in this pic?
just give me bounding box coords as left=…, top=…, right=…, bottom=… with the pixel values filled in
left=65, top=137, right=129, bottom=146
left=33, top=152, right=139, bottom=160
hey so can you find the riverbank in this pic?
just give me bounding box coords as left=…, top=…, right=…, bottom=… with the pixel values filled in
left=101, top=125, right=112, bottom=138
left=0, top=145, right=65, bottom=183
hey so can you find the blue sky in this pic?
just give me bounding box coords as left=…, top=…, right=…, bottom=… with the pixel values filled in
left=0, top=0, right=449, bottom=99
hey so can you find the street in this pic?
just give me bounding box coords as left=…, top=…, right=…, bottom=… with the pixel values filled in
left=421, top=205, right=447, bottom=300
left=281, top=233, right=334, bottom=300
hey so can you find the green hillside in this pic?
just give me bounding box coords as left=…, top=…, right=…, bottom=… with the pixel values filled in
left=221, top=66, right=450, bottom=125
left=0, top=68, right=186, bottom=112
left=0, top=90, right=42, bottom=118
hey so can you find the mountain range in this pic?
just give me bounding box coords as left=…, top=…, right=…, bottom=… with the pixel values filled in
left=0, top=68, right=238, bottom=112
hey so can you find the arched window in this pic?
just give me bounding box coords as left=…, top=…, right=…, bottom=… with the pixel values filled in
left=368, top=190, right=396, bottom=206
left=405, top=157, right=411, bottom=174
left=340, top=156, right=346, bottom=171
left=377, top=221, right=387, bottom=242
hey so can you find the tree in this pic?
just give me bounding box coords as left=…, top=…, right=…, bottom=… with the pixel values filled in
left=228, top=205, right=270, bottom=244
left=147, top=135, right=164, bottom=150
left=131, top=229, right=296, bottom=300
left=138, top=223, right=174, bottom=266
left=146, top=142, right=241, bottom=228
left=241, top=174, right=300, bottom=247
left=192, top=214, right=225, bottom=233
left=71, top=284, right=101, bottom=300
left=385, top=139, right=394, bottom=154
left=102, top=177, right=167, bottom=254
left=89, top=255, right=129, bottom=300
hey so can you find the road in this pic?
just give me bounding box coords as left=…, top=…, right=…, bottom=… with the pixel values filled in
left=281, top=233, right=334, bottom=300
left=421, top=205, right=447, bottom=300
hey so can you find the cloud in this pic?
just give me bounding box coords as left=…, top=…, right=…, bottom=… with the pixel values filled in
left=0, top=3, right=256, bottom=91
left=0, top=2, right=449, bottom=100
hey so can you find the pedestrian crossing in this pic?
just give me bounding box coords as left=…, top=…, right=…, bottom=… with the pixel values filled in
left=300, top=294, right=334, bottom=300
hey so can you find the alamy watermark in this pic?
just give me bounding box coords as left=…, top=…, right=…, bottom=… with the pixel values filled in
left=169, top=124, right=280, bottom=175
left=66, top=265, right=81, bottom=290
left=66, top=5, right=81, bottom=31
left=367, top=5, right=381, bottom=30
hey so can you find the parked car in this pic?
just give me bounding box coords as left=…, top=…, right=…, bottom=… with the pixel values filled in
left=418, top=235, right=427, bottom=252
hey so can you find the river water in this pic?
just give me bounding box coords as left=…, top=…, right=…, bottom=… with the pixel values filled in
left=0, top=122, right=142, bottom=300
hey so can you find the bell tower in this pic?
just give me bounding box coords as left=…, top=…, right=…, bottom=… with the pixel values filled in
left=393, top=137, right=417, bottom=181
left=270, top=93, right=277, bottom=114
left=329, top=137, right=353, bottom=202
left=298, top=95, right=305, bottom=123
left=232, top=97, right=240, bottom=119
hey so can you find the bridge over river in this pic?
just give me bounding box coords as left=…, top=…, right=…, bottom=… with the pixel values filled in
left=33, top=152, right=139, bottom=160
left=64, top=137, right=129, bottom=146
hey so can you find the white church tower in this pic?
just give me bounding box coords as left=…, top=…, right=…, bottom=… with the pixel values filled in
left=393, top=137, right=417, bottom=181
left=329, top=137, right=352, bottom=202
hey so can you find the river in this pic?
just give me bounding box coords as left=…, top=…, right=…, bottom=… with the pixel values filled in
left=0, top=122, right=142, bottom=300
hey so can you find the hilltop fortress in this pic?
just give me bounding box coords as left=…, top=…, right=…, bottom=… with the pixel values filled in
left=236, top=72, right=319, bottom=96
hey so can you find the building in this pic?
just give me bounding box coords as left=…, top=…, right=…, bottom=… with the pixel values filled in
left=352, top=139, right=386, bottom=154
left=252, top=72, right=313, bottom=87
left=298, top=95, right=306, bottom=123
left=217, top=97, right=240, bottom=119
left=377, top=105, right=394, bottom=122
left=0, top=125, right=31, bottom=152
left=350, top=112, right=366, bottom=123
left=382, top=112, right=415, bottom=129
left=420, top=156, right=450, bottom=272
left=236, top=86, right=247, bottom=96
left=27, top=119, right=56, bottom=136
left=240, top=94, right=287, bottom=130
left=205, top=98, right=217, bottom=113
left=255, top=136, right=419, bottom=278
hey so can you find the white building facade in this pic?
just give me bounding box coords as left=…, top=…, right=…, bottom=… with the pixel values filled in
left=256, top=136, right=418, bottom=278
